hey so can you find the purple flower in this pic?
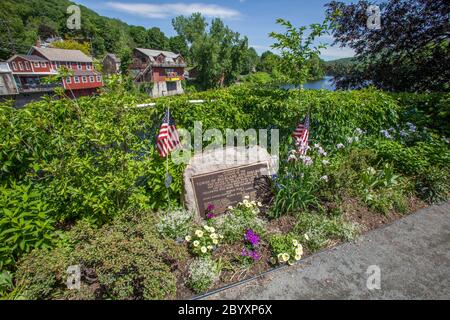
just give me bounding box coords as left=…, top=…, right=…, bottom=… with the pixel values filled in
left=245, top=229, right=260, bottom=247
left=241, top=248, right=261, bottom=261
left=207, top=204, right=215, bottom=211
left=206, top=212, right=216, bottom=219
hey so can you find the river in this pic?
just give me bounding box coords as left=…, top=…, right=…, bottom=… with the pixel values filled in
left=282, top=76, right=336, bottom=91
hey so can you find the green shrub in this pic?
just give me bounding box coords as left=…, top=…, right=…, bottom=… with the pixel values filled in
left=156, top=207, right=193, bottom=240
left=415, top=167, right=449, bottom=204
left=14, top=210, right=187, bottom=300
left=213, top=199, right=266, bottom=244
left=0, top=183, right=58, bottom=270
left=187, top=257, right=219, bottom=294
left=293, top=213, right=358, bottom=252
left=268, top=234, right=304, bottom=265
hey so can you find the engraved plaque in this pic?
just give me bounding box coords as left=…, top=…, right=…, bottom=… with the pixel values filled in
left=191, top=162, right=270, bottom=218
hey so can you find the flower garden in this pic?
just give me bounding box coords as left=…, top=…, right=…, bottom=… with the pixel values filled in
left=0, top=80, right=448, bottom=299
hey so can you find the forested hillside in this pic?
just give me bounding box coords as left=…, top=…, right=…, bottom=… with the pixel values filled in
left=0, top=0, right=186, bottom=60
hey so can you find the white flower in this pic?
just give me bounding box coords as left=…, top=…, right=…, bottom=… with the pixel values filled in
left=322, top=160, right=330, bottom=165
left=282, top=253, right=290, bottom=262
left=314, top=143, right=321, bottom=149
left=212, top=239, right=218, bottom=245
left=193, top=241, right=200, bottom=247
left=203, top=225, right=210, bottom=231
left=209, top=227, right=215, bottom=233
left=257, top=202, right=263, bottom=207
left=201, top=246, right=207, bottom=253
left=210, top=233, right=218, bottom=240
left=244, top=195, right=250, bottom=200
left=228, top=206, right=233, bottom=210
left=288, top=154, right=297, bottom=162
left=336, top=143, right=345, bottom=149
left=355, top=128, right=364, bottom=135
left=317, top=147, right=326, bottom=156
left=195, top=230, right=204, bottom=237
left=304, top=234, right=310, bottom=241
left=219, top=234, right=224, bottom=239
left=295, top=244, right=303, bottom=256
left=294, top=254, right=301, bottom=261
left=320, top=175, right=329, bottom=182
left=292, top=239, right=299, bottom=246
left=185, top=235, right=192, bottom=242
left=207, top=245, right=213, bottom=250
left=346, top=137, right=354, bottom=144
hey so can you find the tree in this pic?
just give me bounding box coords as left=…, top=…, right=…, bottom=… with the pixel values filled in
left=146, top=27, right=169, bottom=50
left=51, top=39, right=91, bottom=56
left=169, top=35, right=188, bottom=57
left=325, top=0, right=450, bottom=92
left=257, top=51, right=281, bottom=73
left=269, top=18, right=329, bottom=88
left=172, top=13, right=250, bottom=89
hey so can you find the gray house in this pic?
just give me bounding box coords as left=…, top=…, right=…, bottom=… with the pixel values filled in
left=102, top=53, right=121, bottom=75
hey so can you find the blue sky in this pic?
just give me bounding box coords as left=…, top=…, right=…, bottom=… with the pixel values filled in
left=74, top=0, right=356, bottom=60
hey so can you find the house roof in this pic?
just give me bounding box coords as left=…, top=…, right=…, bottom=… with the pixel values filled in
left=135, top=48, right=181, bottom=59
left=72, top=70, right=100, bottom=76
left=31, top=46, right=93, bottom=63
left=7, top=54, right=48, bottom=62
left=0, top=62, right=12, bottom=73
left=105, top=53, right=121, bottom=62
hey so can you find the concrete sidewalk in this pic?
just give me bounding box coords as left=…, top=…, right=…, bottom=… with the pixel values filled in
left=207, top=202, right=450, bottom=300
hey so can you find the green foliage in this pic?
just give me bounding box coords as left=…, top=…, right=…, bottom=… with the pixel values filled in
left=213, top=199, right=266, bottom=244
left=156, top=207, right=193, bottom=240
left=186, top=225, right=222, bottom=257
left=293, top=213, right=358, bottom=252
left=0, top=183, right=57, bottom=270
left=187, top=257, right=219, bottom=294
left=269, top=18, right=329, bottom=87
left=14, top=210, right=187, bottom=300
left=268, top=234, right=304, bottom=265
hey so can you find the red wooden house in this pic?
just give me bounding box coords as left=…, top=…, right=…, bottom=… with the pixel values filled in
left=7, top=44, right=103, bottom=98
left=130, top=48, right=186, bottom=97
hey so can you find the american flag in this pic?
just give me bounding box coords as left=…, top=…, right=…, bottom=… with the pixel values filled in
left=292, top=115, right=310, bottom=155
left=156, top=109, right=181, bottom=158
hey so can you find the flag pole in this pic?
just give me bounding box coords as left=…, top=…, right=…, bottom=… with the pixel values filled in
left=166, top=106, right=171, bottom=210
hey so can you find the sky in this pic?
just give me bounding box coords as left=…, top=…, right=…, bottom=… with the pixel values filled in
left=73, top=0, right=356, bottom=61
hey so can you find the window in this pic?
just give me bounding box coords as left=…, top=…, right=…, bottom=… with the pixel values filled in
left=12, top=62, right=17, bottom=70
left=56, top=62, right=61, bottom=68
left=34, top=62, right=40, bottom=68
left=74, top=76, right=80, bottom=83
left=89, top=76, right=94, bottom=82
left=66, top=77, right=71, bottom=84
left=86, top=64, right=92, bottom=70
left=82, top=76, right=87, bottom=83
left=25, top=61, right=30, bottom=70
left=40, top=62, right=46, bottom=68
left=18, top=62, right=23, bottom=70
left=96, top=75, right=102, bottom=82
left=77, top=63, right=82, bottom=70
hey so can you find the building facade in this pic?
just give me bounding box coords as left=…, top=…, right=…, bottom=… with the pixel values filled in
left=0, top=62, right=19, bottom=96
left=130, top=48, right=186, bottom=98
left=7, top=44, right=103, bottom=99
left=103, top=53, right=121, bottom=75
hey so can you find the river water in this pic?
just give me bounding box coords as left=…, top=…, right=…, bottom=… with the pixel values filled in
left=282, top=76, right=336, bottom=91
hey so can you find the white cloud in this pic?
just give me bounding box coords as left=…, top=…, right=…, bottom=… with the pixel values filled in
left=319, top=46, right=355, bottom=60
left=106, top=2, right=242, bottom=19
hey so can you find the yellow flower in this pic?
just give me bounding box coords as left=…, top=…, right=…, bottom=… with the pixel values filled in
left=282, top=253, right=290, bottom=262
left=294, top=254, right=301, bottom=261
left=295, top=245, right=303, bottom=256
left=201, top=246, right=207, bottom=253
left=203, top=225, right=210, bottom=231
left=195, top=230, right=204, bottom=237
left=210, top=233, right=218, bottom=239
left=193, top=241, right=200, bottom=247
left=219, top=234, right=224, bottom=239
left=292, top=239, right=299, bottom=246
left=185, top=235, right=191, bottom=242
left=277, top=253, right=284, bottom=262
left=212, top=239, right=219, bottom=245
left=209, top=227, right=215, bottom=233
left=207, top=245, right=213, bottom=250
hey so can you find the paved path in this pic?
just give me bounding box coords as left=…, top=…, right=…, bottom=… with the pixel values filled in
left=207, top=202, right=450, bottom=300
